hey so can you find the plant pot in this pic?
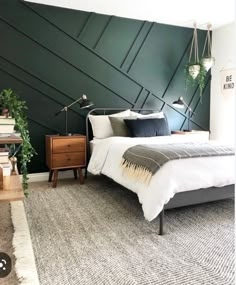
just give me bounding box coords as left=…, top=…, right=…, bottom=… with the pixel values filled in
left=201, top=57, right=215, bottom=72
left=188, top=64, right=201, bottom=79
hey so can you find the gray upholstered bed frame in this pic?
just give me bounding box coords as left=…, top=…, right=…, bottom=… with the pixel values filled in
left=86, top=108, right=235, bottom=235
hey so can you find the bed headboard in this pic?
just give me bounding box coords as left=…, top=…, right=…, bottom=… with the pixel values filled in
left=85, top=108, right=167, bottom=159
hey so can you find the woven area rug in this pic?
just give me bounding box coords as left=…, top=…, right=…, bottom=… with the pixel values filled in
left=24, top=176, right=235, bottom=285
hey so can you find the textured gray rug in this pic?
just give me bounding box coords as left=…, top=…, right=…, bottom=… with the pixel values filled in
left=24, top=176, right=235, bottom=285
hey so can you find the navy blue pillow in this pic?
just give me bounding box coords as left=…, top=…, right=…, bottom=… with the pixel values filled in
left=124, top=118, right=170, bottom=137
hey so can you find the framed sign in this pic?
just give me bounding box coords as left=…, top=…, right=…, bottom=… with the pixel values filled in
left=220, top=68, right=235, bottom=95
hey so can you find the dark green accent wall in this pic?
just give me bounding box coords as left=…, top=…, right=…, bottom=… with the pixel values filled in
left=0, top=0, right=210, bottom=173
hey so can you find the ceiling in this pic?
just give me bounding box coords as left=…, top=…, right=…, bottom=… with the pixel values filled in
left=24, top=0, right=235, bottom=30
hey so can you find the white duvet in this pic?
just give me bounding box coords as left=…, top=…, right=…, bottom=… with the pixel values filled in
left=88, top=136, right=235, bottom=221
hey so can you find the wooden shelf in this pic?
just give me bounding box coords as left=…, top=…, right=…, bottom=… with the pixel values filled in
left=0, top=134, right=23, bottom=144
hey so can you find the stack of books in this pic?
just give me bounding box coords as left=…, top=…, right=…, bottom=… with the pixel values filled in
left=0, top=148, right=11, bottom=176
left=0, top=116, right=16, bottom=134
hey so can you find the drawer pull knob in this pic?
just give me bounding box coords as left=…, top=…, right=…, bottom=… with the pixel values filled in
left=67, top=158, right=71, bottom=161
left=67, top=144, right=71, bottom=147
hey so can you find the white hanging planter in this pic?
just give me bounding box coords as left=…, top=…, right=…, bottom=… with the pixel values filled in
left=201, top=24, right=214, bottom=72
left=201, top=56, right=215, bottom=72
left=188, top=64, right=201, bottom=79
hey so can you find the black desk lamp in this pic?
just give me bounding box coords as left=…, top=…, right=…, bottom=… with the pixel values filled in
left=55, top=94, right=93, bottom=136
left=172, top=96, right=194, bottom=132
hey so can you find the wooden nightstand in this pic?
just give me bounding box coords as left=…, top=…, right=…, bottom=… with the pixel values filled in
left=45, top=135, right=86, bottom=188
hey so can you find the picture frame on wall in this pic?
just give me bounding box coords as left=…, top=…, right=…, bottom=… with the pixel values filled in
left=220, top=68, right=235, bottom=96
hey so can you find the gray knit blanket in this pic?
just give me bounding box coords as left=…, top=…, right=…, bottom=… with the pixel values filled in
left=121, top=143, right=235, bottom=184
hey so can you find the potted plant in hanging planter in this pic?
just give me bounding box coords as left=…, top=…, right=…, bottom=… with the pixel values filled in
left=0, top=88, right=37, bottom=195
left=185, top=62, right=207, bottom=97
left=185, top=23, right=207, bottom=98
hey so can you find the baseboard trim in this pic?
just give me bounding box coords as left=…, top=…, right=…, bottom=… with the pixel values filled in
left=27, top=171, right=75, bottom=183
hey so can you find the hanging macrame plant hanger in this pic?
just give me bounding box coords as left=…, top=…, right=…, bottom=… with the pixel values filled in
left=188, top=23, right=200, bottom=79
left=201, top=23, right=215, bottom=71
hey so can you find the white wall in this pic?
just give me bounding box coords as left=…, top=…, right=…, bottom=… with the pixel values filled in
left=210, top=22, right=236, bottom=145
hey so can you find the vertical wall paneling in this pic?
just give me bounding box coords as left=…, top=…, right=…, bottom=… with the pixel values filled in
left=0, top=0, right=210, bottom=173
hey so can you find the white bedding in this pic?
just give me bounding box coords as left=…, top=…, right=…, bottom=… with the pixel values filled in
left=88, top=136, right=235, bottom=221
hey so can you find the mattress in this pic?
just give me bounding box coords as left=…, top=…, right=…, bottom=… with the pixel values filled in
left=88, top=135, right=235, bottom=221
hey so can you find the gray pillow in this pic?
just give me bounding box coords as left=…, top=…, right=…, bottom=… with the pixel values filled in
left=109, top=116, right=136, bottom=137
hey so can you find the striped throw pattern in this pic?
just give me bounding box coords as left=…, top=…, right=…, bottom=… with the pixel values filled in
left=121, top=143, right=235, bottom=183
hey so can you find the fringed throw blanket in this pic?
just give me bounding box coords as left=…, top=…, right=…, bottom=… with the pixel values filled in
left=121, top=143, right=235, bottom=184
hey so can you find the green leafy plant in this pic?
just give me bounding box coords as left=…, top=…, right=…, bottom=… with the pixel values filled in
left=184, top=62, right=207, bottom=100
left=0, top=88, right=37, bottom=195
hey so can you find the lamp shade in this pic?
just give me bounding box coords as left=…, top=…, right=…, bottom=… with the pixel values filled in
left=79, top=95, right=94, bottom=109
left=172, top=97, right=184, bottom=109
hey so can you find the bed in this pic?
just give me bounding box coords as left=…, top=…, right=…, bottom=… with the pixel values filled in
left=86, top=108, right=235, bottom=234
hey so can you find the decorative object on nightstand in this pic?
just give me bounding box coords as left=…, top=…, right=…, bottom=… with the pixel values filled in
left=45, top=134, right=86, bottom=188
left=55, top=94, right=93, bottom=136
left=172, top=96, right=195, bottom=131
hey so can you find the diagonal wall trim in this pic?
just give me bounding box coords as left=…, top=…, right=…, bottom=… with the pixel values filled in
left=134, top=88, right=149, bottom=109
left=161, top=37, right=192, bottom=98
left=0, top=16, right=133, bottom=106
left=21, top=3, right=176, bottom=108
left=140, top=90, right=150, bottom=108
left=21, top=1, right=210, bottom=130
left=0, top=56, right=84, bottom=118
left=22, top=1, right=206, bottom=120
left=93, top=16, right=113, bottom=50
left=22, top=2, right=144, bottom=89
left=126, top=22, right=154, bottom=74
left=120, top=21, right=146, bottom=69
left=134, top=87, right=144, bottom=104
left=76, top=12, right=94, bottom=39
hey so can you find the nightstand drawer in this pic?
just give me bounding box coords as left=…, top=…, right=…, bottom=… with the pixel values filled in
left=52, top=152, right=85, bottom=168
left=52, top=138, right=85, bottom=153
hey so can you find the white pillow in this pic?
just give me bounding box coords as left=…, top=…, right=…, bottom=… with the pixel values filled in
left=89, top=110, right=131, bottom=139
left=135, top=111, right=164, bottom=119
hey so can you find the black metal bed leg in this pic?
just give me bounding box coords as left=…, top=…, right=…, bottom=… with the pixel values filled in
left=159, top=209, right=164, bottom=235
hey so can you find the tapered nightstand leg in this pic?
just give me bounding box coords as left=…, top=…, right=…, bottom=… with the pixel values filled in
left=73, top=169, right=78, bottom=180
left=78, top=168, right=84, bottom=185
left=52, top=170, right=58, bottom=188
left=48, top=170, right=53, bottom=182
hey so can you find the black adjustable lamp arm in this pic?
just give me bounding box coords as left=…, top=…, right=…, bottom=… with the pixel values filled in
left=54, top=95, right=87, bottom=116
